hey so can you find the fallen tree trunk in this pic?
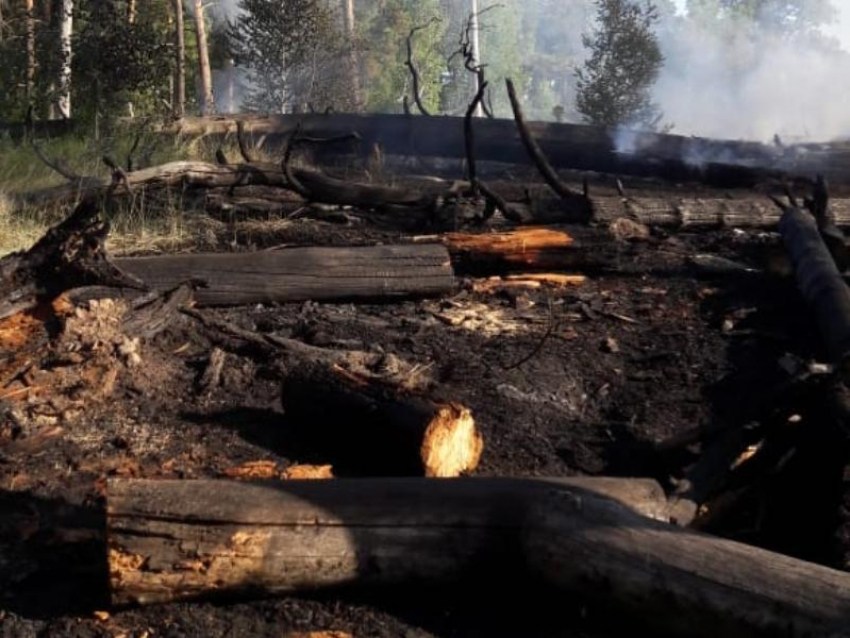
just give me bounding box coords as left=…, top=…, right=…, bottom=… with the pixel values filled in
left=107, top=477, right=670, bottom=606
left=165, top=114, right=811, bottom=188
left=281, top=363, right=482, bottom=477
left=114, top=244, right=455, bottom=306
left=19, top=161, right=435, bottom=211
left=779, top=205, right=850, bottom=365
left=525, top=486, right=850, bottom=638
left=107, top=478, right=850, bottom=637
left=592, top=196, right=850, bottom=229
left=18, top=159, right=850, bottom=229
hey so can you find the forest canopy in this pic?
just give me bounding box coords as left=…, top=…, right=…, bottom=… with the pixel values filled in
left=0, top=0, right=846, bottom=140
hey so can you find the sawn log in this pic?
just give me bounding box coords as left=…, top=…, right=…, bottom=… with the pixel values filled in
left=106, top=477, right=669, bottom=606
left=114, top=244, right=455, bottom=306
left=107, top=477, right=850, bottom=637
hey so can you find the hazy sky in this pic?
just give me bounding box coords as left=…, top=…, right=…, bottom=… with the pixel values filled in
left=670, top=0, right=850, bottom=50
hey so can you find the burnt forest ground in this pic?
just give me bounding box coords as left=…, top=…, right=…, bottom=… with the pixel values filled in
left=1, top=144, right=849, bottom=637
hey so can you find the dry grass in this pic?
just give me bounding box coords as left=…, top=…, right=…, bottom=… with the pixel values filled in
left=0, top=131, right=242, bottom=257
left=0, top=194, right=63, bottom=256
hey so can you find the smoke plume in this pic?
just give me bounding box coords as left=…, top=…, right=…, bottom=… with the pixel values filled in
left=650, top=8, right=850, bottom=143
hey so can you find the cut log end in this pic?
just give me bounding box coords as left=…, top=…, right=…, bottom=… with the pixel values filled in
left=421, top=403, right=483, bottom=478
left=444, top=228, right=576, bottom=273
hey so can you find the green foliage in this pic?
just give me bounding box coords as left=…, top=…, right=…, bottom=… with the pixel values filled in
left=229, top=0, right=346, bottom=113
left=72, top=1, right=173, bottom=123
left=687, top=0, right=836, bottom=34
left=359, top=0, right=446, bottom=114
left=576, top=0, right=664, bottom=129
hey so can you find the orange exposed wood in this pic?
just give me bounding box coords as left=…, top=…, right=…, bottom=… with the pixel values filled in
left=280, top=464, right=334, bottom=480
left=223, top=460, right=279, bottom=479
left=443, top=228, right=576, bottom=270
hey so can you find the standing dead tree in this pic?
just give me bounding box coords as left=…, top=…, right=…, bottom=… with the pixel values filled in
left=449, top=3, right=503, bottom=119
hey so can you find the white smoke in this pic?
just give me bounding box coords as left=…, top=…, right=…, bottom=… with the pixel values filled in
left=651, top=10, right=850, bottom=143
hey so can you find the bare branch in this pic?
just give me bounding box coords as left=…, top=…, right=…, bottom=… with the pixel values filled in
left=464, top=80, right=488, bottom=195
left=282, top=124, right=310, bottom=198
left=505, top=78, right=593, bottom=222
left=405, top=17, right=441, bottom=116
left=464, top=80, right=522, bottom=222
left=235, top=120, right=256, bottom=163
left=31, top=142, right=81, bottom=183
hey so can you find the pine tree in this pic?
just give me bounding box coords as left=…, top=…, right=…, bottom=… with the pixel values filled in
left=575, top=0, right=664, bottom=129
left=229, top=0, right=344, bottom=113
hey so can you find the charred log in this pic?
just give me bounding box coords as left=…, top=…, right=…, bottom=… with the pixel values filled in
left=0, top=198, right=144, bottom=320
left=106, top=477, right=669, bottom=606
left=115, top=244, right=455, bottom=306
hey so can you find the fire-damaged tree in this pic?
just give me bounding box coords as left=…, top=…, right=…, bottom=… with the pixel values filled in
left=576, top=0, right=665, bottom=130
left=228, top=0, right=356, bottom=113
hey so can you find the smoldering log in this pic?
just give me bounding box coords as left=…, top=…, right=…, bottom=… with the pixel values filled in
left=281, top=362, right=483, bottom=477
left=114, top=244, right=455, bottom=306
left=164, top=114, right=815, bottom=188
left=526, top=489, right=850, bottom=638
left=592, top=196, right=850, bottom=229
left=106, top=477, right=670, bottom=606
left=16, top=158, right=850, bottom=230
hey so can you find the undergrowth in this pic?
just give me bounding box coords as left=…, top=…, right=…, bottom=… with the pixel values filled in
left=0, top=125, right=249, bottom=257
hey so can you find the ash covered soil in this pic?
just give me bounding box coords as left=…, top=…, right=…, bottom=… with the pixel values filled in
left=1, top=183, right=849, bottom=636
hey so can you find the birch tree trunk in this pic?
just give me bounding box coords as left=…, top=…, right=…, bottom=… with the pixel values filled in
left=469, top=0, right=483, bottom=117
left=57, top=0, right=73, bottom=119
left=172, top=0, right=186, bottom=118
left=126, top=0, right=136, bottom=117
left=192, top=0, right=215, bottom=116
left=25, top=0, right=35, bottom=104
left=342, top=0, right=361, bottom=109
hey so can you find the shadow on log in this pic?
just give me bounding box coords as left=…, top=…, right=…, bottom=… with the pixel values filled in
left=281, top=363, right=482, bottom=477
left=107, top=477, right=850, bottom=637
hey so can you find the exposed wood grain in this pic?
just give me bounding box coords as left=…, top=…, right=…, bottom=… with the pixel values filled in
left=107, top=477, right=670, bottom=606
left=114, top=244, right=455, bottom=306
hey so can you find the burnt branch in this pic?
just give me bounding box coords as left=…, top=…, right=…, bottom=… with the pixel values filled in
left=505, top=78, right=593, bottom=222
left=282, top=125, right=310, bottom=198
left=464, top=80, right=488, bottom=195
left=405, top=17, right=441, bottom=116
left=464, top=80, right=522, bottom=223
left=236, top=120, right=256, bottom=163
left=449, top=4, right=502, bottom=119
left=31, top=142, right=81, bottom=183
